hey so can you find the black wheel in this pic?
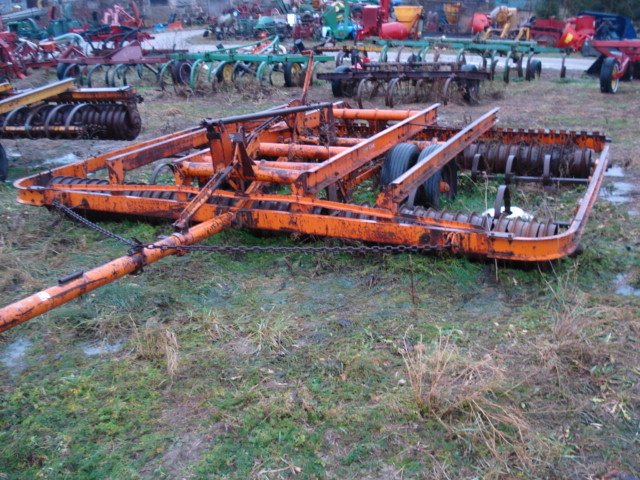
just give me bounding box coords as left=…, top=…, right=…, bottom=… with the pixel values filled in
left=412, top=145, right=442, bottom=208
left=0, top=144, right=7, bottom=182
left=440, top=160, right=458, bottom=200
left=460, top=64, right=480, bottom=103
left=600, top=57, right=620, bottom=93
left=283, top=62, right=303, bottom=87
left=525, top=59, right=542, bottom=81
left=412, top=145, right=458, bottom=209
left=380, top=143, right=420, bottom=187
left=331, top=65, right=354, bottom=97
left=171, top=61, right=192, bottom=84
left=57, top=62, right=79, bottom=79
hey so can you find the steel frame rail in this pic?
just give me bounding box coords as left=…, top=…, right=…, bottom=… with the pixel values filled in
left=1, top=101, right=610, bottom=330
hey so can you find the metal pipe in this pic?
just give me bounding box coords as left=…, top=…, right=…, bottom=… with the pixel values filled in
left=0, top=212, right=235, bottom=332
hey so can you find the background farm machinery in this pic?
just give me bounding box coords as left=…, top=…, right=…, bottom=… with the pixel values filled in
left=0, top=77, right=142, bottom=182
left=529, top=11, right=637, bottom=54
left=0, top=94, right=609, bottom=330
left=585, top=39, right=640, bottom=93
left=317, top=36, right=557, bottom=107
left=53, top=36, right=331, bottom=93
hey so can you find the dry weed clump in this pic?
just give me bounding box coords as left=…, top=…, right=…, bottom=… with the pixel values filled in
left=535, top=266, right=640, bottom=377
left=131, top=317, right=180, bottom=378
left=400, top=332, right=553, bottom=475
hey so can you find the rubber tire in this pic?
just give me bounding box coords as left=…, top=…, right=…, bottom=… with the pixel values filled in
left=0, top=144, right=7, bottom=182
left=460, top=64, right=479, bottom=102
left=283, top=62, right=302, bottom=87
left=171, top=61, right=192, bottom=85
left=380, top=143, right=420, bottom=187
left=526, top=59, right=542, bottom=81
left=57, top=63, right=79, bottom=80
left=414, top=145, right=442, bottom=208
left=414, top=145, right=458, bottom=208
left=600, top=57, right=620, bottom=94
left=440, top=161, right=458, bottom=199
left=331, top=65, right=352, bottom=97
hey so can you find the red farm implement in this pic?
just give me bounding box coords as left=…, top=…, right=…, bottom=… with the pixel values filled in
left=0, top=87, right=609, bottom=330
left=586, top=39, right=640, bottom=93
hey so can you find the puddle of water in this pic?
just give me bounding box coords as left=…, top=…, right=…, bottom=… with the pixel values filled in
left=604, top=165, right=625, bottom=177
left=599, top=181, right=634, bottom=203
left=37, top=153, right=82, bottom=169
left=83, top=341, right=123, bottom=356
left=614, top=274, right=640, bottom=297
left=1, top=338, right=32, bottom=371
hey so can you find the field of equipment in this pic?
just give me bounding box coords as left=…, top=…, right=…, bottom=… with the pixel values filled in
left=0, top=83, right=609, bottom=330
left=530, top=11, right=637, bottom=55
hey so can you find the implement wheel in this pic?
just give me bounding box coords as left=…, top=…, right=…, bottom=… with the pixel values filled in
left=172, top=61, right=192, bottom=84
left=600, top=57, right=620, bottom=93
left=380, top=143, right=420, bottom=187
left=409, top=145, right=458, bottom=209
left=460, top=64, right=480, bottom=103
left=0, top=144, right=7, bottom=182
left=355, top=78, right=381, bottom=108
left=525, top=59, right=542, bottom=81
left=283, top=62, right=303, bottom=87
left=331, top=65, right=355, bottom=97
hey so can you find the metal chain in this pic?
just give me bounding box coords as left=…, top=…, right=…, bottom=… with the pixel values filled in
left=53, top=201, right=142, bottom=248
left=53, top=202, right=451, bottom=256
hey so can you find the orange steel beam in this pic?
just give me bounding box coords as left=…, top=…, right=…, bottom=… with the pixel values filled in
left=331, top=107, right=423, bottom=121
left=297, top=106, right=439, bottom=195
left=258, top=142, right=349, bottom=159
left=0, top=213, right=235, bottom=333
left=376, top=108, right=498, bottom=210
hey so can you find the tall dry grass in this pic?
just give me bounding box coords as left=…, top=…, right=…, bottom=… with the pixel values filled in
left=400, top=331, right=555, bottom=476
left=131, top=317, right=180, bottom=378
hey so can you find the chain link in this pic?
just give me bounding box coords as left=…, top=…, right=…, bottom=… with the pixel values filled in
left=53, top=202, right=451, bottom=256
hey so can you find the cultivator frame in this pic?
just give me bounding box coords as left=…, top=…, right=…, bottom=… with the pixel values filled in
left=318, top=62, right=490, bottom=107
left=161, top=37, right=333, bottom=92
left=377, top=37, right=567, bottom=81
left=0, top=96, right=609, bottom=330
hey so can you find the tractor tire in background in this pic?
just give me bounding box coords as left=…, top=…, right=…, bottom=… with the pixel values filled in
left=331, top=65, right=354, bottom=97
left=283, top=62, right=303, bottom=87
left=600, top=57, right=620, bottom=93
left=460, top=64, right=480, bottom=102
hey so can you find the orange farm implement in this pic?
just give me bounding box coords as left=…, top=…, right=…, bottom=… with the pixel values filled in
left=0, top=99, right=609, bottom=331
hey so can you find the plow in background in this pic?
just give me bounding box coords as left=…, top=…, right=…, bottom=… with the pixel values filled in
left=54, top=36, right=332, bottom=93
left=0, top=74, right=609, bottom=330
left=316, top=36, right=562, bottom=106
